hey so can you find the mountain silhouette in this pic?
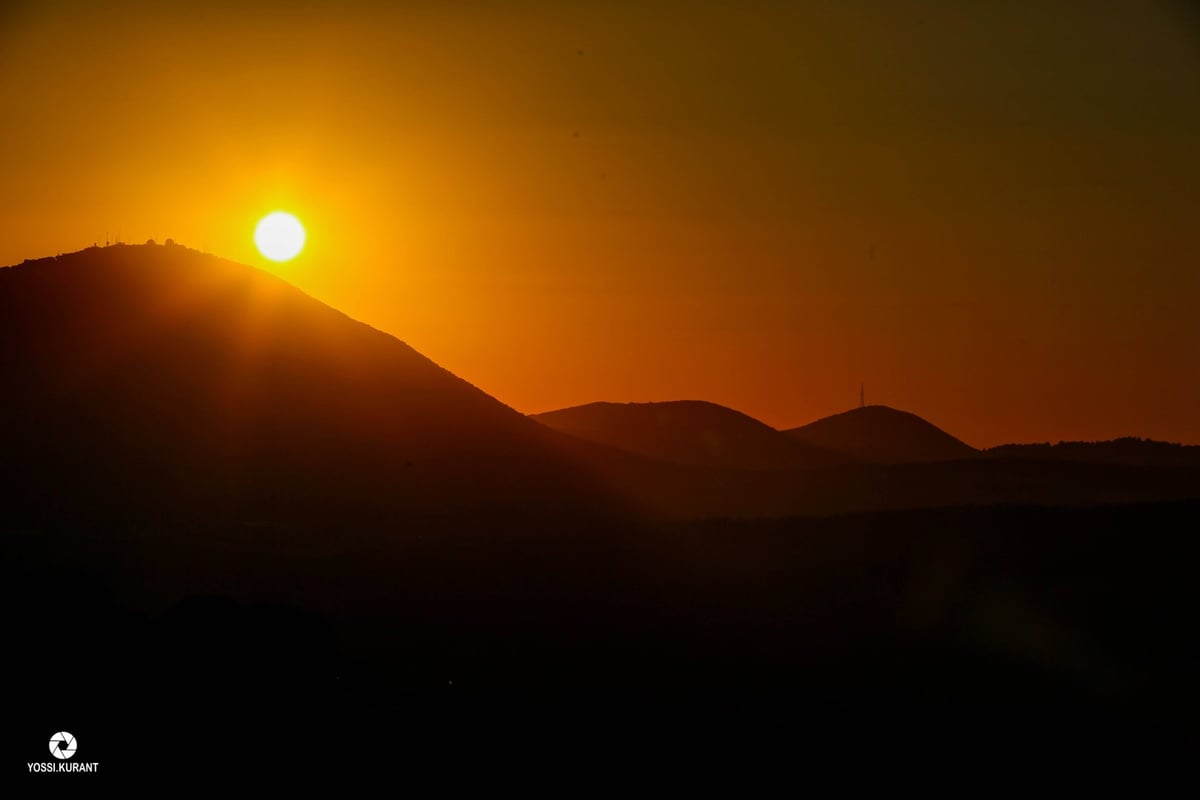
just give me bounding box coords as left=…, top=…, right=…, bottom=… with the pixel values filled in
left=532, top=400, right=851, bottom=471
left=0, top=244, right=615, bottom=528
left=5, top=247, right=1200, bottom=773
left=784, top=404, right=977, bottom=464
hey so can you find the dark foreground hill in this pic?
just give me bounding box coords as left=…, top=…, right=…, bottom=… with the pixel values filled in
left=532, top=400, right=849, bottom=470
left=0, top=244, right=620, bottom=530
left=4, top=501, right=1199, bottom=776
left=784, top=404, right=978, bottom=463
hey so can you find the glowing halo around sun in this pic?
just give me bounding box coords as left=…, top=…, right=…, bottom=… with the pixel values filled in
left=254, top=211, right=306, bottom=262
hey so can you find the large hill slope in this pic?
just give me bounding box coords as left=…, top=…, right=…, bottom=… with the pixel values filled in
left=0, top=244, right=613, bottom=528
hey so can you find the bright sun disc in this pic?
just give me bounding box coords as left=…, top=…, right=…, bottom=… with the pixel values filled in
left=254, top=211, right=306, bottom=262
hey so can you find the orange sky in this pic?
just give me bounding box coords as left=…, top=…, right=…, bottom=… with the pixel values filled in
left=2, top=1, right=1198, bottom=447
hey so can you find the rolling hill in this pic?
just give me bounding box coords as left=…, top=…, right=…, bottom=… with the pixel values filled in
left=531, top=400, right=850, bottom=471
left=534, top=400, right=1199, bottom=519
left=784, top=404, right=977, bottom=464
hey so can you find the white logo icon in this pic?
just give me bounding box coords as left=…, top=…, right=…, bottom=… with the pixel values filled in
left=49, top=732, right=77, bottom=760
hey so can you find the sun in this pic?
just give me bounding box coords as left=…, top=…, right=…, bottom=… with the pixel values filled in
left=254, top=211, right=306, bottom=262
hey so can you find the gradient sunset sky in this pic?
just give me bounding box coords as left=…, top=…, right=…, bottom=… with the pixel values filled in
left=2, top=1, right=1198, bottom=447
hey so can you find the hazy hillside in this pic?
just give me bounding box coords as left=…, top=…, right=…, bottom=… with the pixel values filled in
left=532, top=400, right=849, bottom=470
left=987, top=438, right=1200, bottom=467
left=785, top=404, right=978, bottom=464
left=0, top=244, right=617, bottom=528
left=574, top=450, right=1200, bottom=520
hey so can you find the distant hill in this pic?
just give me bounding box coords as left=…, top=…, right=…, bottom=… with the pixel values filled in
left=0, top=244, right=616, bottom=529
left=986, top=438, right=1200, bottom=468
left=531, top=400, right=850, bottom=471
left=535, top=401, right=1199, bottom=519
left=784, top=405, right=977, bottom=464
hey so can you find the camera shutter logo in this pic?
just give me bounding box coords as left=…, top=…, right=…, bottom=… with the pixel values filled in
left=49, top=732, right=77, bottom=760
